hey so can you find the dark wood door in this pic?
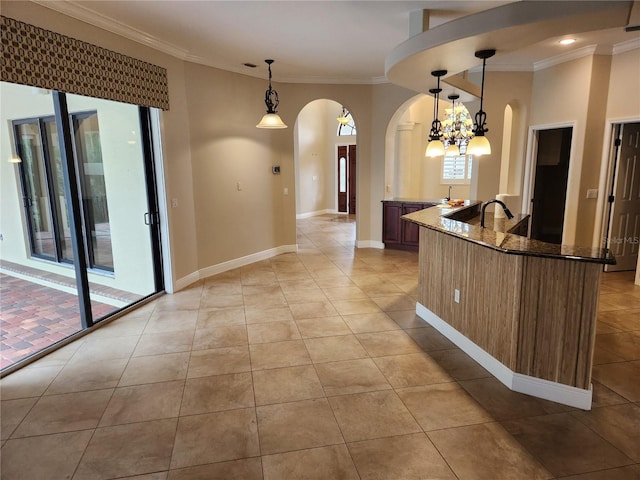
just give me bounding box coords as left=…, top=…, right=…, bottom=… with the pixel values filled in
left=348, top=144, right=356, bottom=214
left=530, top=127, right=572, bottom=244
left=337, top=145, right=347, bottom=213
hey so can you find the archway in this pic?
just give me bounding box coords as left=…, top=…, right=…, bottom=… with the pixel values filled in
left=294, top=99, right=357, bottom=220
left=384, top=94, right=473, bottom=202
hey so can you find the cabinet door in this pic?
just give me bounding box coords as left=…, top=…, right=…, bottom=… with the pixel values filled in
left=382, top=203, right=402, bottom=244
left=401, top=204, right=423, bottom=246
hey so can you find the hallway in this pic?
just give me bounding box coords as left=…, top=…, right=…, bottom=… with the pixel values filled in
left=0, top=214, right=638, bottom=479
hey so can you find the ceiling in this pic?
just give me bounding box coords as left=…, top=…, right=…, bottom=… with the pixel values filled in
left=36, top=0, right=640, bottom=86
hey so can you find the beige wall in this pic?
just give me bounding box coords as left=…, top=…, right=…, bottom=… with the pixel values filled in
left=530, top=55, right=611, bottom=246
left=606, top=48, right=640, bottom=120
left=475, top=70, right=533, bottom=210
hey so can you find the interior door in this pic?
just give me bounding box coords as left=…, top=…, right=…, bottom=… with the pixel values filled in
left=529, top=127, right=572, bottom=244
left=337, top=146, right=347, bottom=213
left=606, top=122, right=640, bottom=272
left=348, top=144, right=356, bottom=214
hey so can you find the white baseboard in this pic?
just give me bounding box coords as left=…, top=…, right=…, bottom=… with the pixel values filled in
left=357, top=240, right=385, bottom=249
left=296, top=209, right=336, bottom=219
left=172, top=271, right=201, bottom=293
left=416, top=302, right=592, bottom=410
left=173, top=244, right=298, bottom=292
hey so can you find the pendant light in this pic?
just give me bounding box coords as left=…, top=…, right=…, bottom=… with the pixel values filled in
left=256, top=59, right=287, bottom=129
left=425, top=69, right=447, bottom=157
left=337, top=106, right=350, bottom=125
left=467, top=49, right=495, bottom=155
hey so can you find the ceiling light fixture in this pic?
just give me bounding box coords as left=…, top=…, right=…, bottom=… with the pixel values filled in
left=467, top=49, right=495, bottom=156
left=442, top=94, right=474, bottom=157
left=559, top=38, right=576, bottom=45
left=425, top=69, right=447, bottom=158
left=337, top=107, right=351, bottom=125
left=256, top=59, right=287, bottom=129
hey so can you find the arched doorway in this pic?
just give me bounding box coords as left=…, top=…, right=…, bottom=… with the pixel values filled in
left=384, top=94, right=474, bottom=202
left=294, top=99, right=357, bottom=220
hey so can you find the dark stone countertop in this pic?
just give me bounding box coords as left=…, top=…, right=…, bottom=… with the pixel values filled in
left=402, top=201, right=615, bottom=265
left=381, top=198, right=444, bottom=204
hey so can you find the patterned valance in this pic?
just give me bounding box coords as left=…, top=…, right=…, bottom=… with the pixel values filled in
left=0, top=16, right=169, bottom=110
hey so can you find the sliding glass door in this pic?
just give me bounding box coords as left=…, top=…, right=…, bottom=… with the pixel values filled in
left=1, top=82, right=164, bottom=370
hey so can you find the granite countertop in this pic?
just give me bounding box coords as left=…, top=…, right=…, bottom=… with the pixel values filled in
left=382, top=197, right=446, bottom=204
left=402, top=201, right=615, bottom=264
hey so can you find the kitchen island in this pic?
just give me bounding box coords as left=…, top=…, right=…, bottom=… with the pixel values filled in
left=403, top=201, right=615, bottom=409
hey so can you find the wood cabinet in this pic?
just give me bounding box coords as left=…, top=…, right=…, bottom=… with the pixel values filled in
left=382, top=200, right=436, bottom=250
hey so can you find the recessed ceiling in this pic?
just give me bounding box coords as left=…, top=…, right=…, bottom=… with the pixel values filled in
left=36, top=0, right=640, bottom=85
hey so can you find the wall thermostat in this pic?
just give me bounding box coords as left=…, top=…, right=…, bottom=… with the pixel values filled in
left=272, top=165, right=281, bottom=174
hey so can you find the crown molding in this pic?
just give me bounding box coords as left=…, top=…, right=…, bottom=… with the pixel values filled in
left=534, top=45, right=598, bottom=71
left=32, top=0, right=190, bottom=60
left=613, top=37, right=640, bottom=54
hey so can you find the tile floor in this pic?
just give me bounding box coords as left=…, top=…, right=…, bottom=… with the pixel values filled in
left=0, top=214, right=639, bottom=480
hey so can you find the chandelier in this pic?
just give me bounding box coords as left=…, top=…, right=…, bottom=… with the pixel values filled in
left=441, top=94, right=474, bottom=156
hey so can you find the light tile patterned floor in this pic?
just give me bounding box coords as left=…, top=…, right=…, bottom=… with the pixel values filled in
left=0, top=214, right=639, bottom=479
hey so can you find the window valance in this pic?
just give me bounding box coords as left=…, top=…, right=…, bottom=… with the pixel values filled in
left=1, top=16, right=169, bottom=110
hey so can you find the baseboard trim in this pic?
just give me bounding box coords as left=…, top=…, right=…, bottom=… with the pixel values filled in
left=172, top=271, right=201, bottom=293
left=173, top=244, right=299, bottom=291
left=416, top=302, right=592, bottom=410
left=296, top=209, right=336, bottom=219
left=357, top=240, right=385, bottom=249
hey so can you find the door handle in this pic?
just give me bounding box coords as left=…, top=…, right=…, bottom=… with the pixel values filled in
left=144, top=212, right=159, bottom=225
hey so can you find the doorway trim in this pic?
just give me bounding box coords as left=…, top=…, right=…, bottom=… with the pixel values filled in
left=522, top=121, right=576, bottom=245
left=593, top=116, right=640, bottom=251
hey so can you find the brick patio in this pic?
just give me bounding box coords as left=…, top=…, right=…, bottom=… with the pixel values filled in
left=0, top=274, right=117, bottom=369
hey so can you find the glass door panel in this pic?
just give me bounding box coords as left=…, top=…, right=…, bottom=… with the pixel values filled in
left=72, top=112, right=113, bottom=271
left=66, top=94, right=158, bottom=322
left=14, top=121, right=56, bottom=259
left=1, top=82, right=83, bottom=369
left=43, top=119, right=74, bottom=262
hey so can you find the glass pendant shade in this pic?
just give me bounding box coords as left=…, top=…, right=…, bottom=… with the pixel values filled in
left=256, top=113, right=287, bottom=129
left=445, top=143, right=460, bottom=156
left=467, top=135, right=491, bottom=155
left=425, top=139, right=445, bottom=157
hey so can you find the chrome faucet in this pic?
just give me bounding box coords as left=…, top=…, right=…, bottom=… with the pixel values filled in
left=445, top=185, right=452, bottom=201
left=480, top=199, right=514, bottom=228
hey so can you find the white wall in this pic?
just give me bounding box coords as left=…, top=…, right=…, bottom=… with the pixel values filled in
left=296, top=100, right=331, bottom=216
left=0, top=83, right=155, bottom=295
